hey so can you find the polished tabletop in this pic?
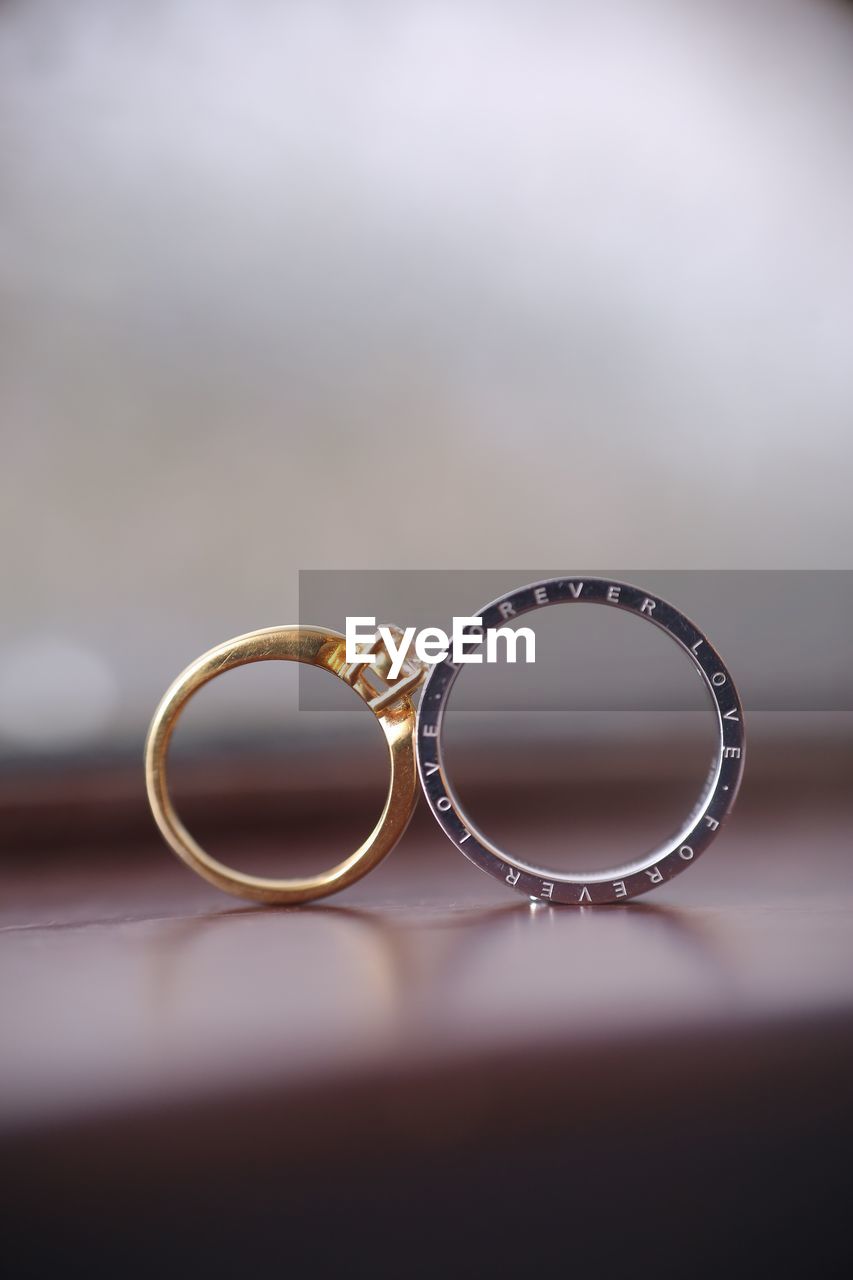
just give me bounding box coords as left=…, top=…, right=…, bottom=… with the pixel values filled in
left=3, top=761, right=852, bottom=1133
left=2, top=747, right=852, bottom=1274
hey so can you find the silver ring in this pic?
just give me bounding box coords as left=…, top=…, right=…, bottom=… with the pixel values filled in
left=416, top=576, right=745, bottom=904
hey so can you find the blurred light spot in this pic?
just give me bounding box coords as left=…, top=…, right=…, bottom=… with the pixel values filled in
left=0, top=637, right=117, bottom=750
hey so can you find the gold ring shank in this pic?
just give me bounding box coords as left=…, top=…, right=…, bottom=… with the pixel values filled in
left=144, top=626, right=419, bottom=905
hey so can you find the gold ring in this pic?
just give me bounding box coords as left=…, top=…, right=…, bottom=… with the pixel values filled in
left=144, top=624, right=424, bottom=905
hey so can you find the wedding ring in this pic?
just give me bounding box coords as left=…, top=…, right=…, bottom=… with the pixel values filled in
left=145, top=624, right=423, bottom=905
left=416, top=577, right=745, bottom=904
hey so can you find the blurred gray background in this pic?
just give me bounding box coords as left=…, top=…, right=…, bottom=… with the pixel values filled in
left=1, top=0, right=852, bottom=763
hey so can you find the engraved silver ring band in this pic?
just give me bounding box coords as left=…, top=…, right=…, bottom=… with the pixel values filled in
left=416, top=577, right=746, bottom=904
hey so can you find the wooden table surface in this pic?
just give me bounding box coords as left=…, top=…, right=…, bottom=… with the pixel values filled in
left=2, top=749, right=852, bottom=1275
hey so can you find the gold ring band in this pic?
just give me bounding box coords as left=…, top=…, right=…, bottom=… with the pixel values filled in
left=144, top=625, right=421, bottom=905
